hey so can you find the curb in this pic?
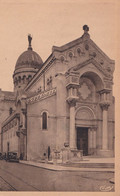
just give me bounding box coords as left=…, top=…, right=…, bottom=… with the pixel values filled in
left=19, top=161, right=115, bottom=172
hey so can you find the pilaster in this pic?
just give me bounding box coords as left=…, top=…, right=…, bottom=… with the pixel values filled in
left=88, top=127, right=97, bottom=155
left=100, top=102, right=110, bottom=150
left=66, top=72, right=79, bottom=150
left=97, top=89, right=113, bottom=157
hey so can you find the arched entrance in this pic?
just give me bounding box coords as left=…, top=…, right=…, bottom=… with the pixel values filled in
left=66, top=68, right=113, bottom=157
left=75, top=106, right=97, bottom=156
left=77, top=127, right=88, bottom=155
left=75, top=71, right=104, bottom=156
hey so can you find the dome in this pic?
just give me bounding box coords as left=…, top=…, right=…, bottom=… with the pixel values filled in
left=13, top=35, right=44, bottom=93
left=15, top=48, right=43, bottom=70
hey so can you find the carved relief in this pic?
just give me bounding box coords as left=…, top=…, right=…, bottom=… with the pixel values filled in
left=89, top=51, right=97, bottom=58
left=75, top=45, right=85, bottom=57
left=85, top=44, right=89, bottom=50
left=71, top=76, right=79, bottom=83
left=69, top=52, right=73, bottom=58
left=78, top=83, right=91, bottom=99
left=76, top=106, right=96, bottom=120
left=67, top=50, right=74, bottom=60
left=27, top=88, right=57, bottom=104
left=100, top=59, right=104, bottom=65
left=86, top=43, right=114, bottom=77
left=77, top=48, right=81, bottom=55
left=2, top=117, right=18, bottom=133
left=60, top=56, right=65, bottom=63
left=104, top=82, right=112, bottom=89
left=106, top=66, right=112, bottom=73
left=100, top=102, right=110, bottom=111
left=78, top=78, right=95, bottom=102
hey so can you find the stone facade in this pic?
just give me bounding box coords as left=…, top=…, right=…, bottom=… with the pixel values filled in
left=0, top=26, right=115, bottom=161
left=0, top=90, right=15, bottom=152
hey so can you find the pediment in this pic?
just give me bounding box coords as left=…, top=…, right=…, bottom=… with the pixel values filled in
left=70, top=58, right=113, bottom=79
left=52, top=34, right=115, bottom=78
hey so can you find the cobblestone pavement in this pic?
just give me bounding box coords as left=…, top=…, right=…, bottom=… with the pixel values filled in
left=0, top=176, right=15, bottom=191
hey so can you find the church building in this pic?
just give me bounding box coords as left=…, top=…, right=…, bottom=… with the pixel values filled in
left=0, top=25, right=115, bottom=161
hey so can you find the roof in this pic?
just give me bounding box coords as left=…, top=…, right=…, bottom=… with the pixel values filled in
left=15, top=48, right=43, bottom=70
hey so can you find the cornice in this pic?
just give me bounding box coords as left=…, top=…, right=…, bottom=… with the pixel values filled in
left=72, top=58, right=113, bottom=79
left=89, top=39, right=115, bottom=63
left=2, top=112, right=20, bottom=128
left=26, top=88, right=57, bottom=104
left=24, top=55, right=56, bottom=91
left=52, top=37, right=83, bottom=53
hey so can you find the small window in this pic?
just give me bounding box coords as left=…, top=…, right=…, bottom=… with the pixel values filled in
left=42, top=112, right=47, bottom=130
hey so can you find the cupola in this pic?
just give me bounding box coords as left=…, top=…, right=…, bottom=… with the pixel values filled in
left=13, top=35, right=43, bottom=93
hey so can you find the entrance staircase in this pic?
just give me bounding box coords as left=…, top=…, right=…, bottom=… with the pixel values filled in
left=61, top=156, right=115, bottom=169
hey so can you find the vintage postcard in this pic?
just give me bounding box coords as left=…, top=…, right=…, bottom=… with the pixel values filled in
left=0, top=0, right=119, bottom=195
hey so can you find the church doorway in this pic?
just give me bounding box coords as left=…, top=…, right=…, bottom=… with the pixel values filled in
left=77, top=127, right=88, bottom=156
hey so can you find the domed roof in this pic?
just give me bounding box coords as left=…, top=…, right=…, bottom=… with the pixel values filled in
left=15, top=35, right=43, bottom=70
left=15, top=49, right=43, bottom=69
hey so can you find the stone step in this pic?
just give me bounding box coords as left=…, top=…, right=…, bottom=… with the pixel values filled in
left=62, top=162, right=114, bottom=168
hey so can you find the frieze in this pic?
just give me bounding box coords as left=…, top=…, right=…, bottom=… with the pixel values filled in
left=72, top=58, right=113, bottom=78
left=66, top=39, right=114, bottom=77
left=75, top=102, right=98, bottom=114
left=104, top=82, right=112, bottom=89
left=72, top=76, right=79, bottom=83
left=56, top=56, right=68, bottom=65
left=57, top=43, right=85, bottom=64
left=42, top=57, right=55, bottom=73
left=2, top=118, right=17, bottom=133
left=25, top=56, right=56, bottom=91
left=90, top=51, right=114, bottom=75
left=26, top=88, right=57, bottom=104
left=89, top=51, right=97, bottom=58
left=103, top=78, right=113, bottom=89
left=3, top=97, right=15, bottom=102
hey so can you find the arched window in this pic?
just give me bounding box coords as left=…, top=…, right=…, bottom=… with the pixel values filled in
left=42, top=112, right=47, bottom=130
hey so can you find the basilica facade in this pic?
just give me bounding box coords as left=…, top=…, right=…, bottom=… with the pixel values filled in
left=0, top=26, right=115, bottom=161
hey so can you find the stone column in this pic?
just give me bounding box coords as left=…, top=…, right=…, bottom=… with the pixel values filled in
left=88, top=128, right=92, bottom=154
left=69, top=100, right=76, bottom=149
left=18, top=107, right=27, bottom=160
left=93, top=128, right=97, bottom=149
left=66, top=72, right=79, bottom=150
left=21, top=109, right=26, bottom=130
left=16, top=116, right=21, bottom=158
left=88, top=127, right=97, bottom=155
left=100, top=103, right=110, bottom=150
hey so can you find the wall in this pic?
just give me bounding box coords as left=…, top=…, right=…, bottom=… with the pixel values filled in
left=2, top=118, right=19, bottom=153
left=27, top=62, right=57, bottom=93
left=27, top=95, right=57, bottom=161
left=0, top=90, right=15, bottom=152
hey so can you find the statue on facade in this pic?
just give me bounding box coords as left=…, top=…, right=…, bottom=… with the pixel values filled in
left=83, top=25, right=89, bottom=33
left=28, top=34, right=32, bottom=48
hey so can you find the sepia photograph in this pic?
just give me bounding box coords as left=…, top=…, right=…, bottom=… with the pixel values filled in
left=0, top=0, right=119, bottom=194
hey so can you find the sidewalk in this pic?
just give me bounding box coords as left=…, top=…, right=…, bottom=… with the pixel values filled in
left=19, top=157, right=115, bottom=172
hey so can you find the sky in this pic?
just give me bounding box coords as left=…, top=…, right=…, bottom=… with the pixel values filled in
left=0, top=0, right=119, bottom=93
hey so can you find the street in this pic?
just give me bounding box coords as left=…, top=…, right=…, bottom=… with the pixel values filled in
left=0, top=160, right=114, bottom=191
